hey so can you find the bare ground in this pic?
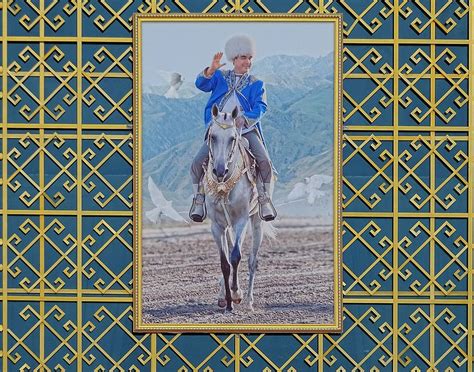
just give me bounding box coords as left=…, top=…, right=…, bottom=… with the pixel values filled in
left=141, top=218, right=334, bottom=325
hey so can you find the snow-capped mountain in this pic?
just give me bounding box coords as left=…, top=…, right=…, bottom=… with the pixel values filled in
left=251, top=53, right=334, bottom=88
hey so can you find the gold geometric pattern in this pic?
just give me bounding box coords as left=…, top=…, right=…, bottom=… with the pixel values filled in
left=82, top=306, right=150, bottom=369
left=336, top=0, right=395, bottom=37
left=0, top=0, right=472, bottom=370
left=7, top=218, right=77, bottom=293
left=82, top=134, right=133, bottom=209
left=319, top=306, right=393, bottom=370
left=343, top=134, right=394, bottom=210
left=398, top=220, right=468, bottom=296
left=82, top=219, right=133, bottom=295
left=7, top=304, right=78, bottom=370
left=399, top=135, right=468, bottom=210
left=11, top=0, right=69, bottom=32
left=343, top=48, right=394, bottom=124
left=399, top=48, right=468, bottom=125
left=7, top=46, right=77, bottom=122
left=399, top=0, right=469, bottom=35
left=8, top=133, right=78, bottom=208
left=82, top=48, right=133, bottom=123
left=343, top=220, right=393, bottom=295
left=397, top=306, right=468, bottom=369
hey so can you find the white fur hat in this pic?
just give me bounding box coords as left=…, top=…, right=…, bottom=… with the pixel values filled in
left=224, top=34, right=256, bottom=62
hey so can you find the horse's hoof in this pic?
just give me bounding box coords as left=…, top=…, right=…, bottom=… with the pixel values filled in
left=231, top=289, right=243, bottom=304
left=242, top=296, right=254, bottom=311
left=245, top=301, right=254, bottom=311
left=218, top=298, right=227, bottom=308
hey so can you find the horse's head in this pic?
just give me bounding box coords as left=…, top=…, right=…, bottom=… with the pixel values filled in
left=208, top=104, right=243, bottom=182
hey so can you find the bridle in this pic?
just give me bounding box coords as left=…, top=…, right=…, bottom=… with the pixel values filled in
left=207, top=117, right=241, bottom=180
left=205, top=117, right=251, bottom=200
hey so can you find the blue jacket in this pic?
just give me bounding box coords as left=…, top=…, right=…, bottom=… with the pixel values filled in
left=195, top=69, right=267, bottom=142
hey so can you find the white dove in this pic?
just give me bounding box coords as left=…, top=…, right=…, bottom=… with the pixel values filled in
left=164, top=72, right=183, bottom=99
left=288, top=174, right=333, bottom=205
left=146, top=177, right=188, bottom=223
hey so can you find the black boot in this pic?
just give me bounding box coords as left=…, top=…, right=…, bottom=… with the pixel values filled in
left=189, top=193, right=206, bottom=222
left=189, top=183, right=206, bottom=222
left=258, top=182, right=277, bottom=221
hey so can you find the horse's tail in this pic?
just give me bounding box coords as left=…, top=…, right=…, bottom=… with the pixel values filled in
left=248, top=214, right=277, bottom=242
left=262, top=221, right=277, bottom=241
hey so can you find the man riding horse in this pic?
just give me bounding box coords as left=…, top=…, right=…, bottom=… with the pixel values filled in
left=189, top=34, right=277, bottom=222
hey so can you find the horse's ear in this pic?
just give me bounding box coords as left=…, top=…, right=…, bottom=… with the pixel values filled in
left=231, top=106, right=239, bottom=119
left=212, top=104, right=219, bottom=117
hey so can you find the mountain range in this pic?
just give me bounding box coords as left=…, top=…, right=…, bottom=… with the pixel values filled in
left=142, top=53, right=335, bottom=216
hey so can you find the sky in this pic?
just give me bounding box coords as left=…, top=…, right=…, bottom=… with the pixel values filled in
left=142, top=21, right=334, bottom=82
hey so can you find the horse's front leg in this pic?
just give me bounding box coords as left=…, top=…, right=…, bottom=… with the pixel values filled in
left=230, top=219, right=248, bottom=304
left=246, top=213, right=263, bottom=311
left=211, top=222, right=233, bottom=311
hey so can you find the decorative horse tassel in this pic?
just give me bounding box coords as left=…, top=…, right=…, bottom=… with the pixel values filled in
left=217, top=183, right=227, bottom=194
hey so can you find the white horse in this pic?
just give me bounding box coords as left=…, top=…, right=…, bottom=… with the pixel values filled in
left=203, top=104, right=275, bottom=312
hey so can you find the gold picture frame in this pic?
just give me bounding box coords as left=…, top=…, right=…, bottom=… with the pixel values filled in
left=133, top=13, right=343, bottom=333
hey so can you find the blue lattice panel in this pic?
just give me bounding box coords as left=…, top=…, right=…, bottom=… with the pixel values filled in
left=397, top=304, right=468, bottom=370
left=81, top=302, right=151, bottom=371
left=155, top=333, right=236, bottom=371
left=0, top=0, right=471, bottom=370
left=343, top=46, right=395, bottom=127
left=7, top=131, right=78, bottom=211
left=82, top=216, right=133, bottom=297
left=343, top=218, right=394, bottom=296
left=7, top=301, right=78, bottom=370
left=323, top=304, right=394, bottom=370
left=343, top=133, right=394, bottom=213
left=81, top=47, right=133, bottom=126
left=398, top=134, right=468, bottom=213
left=81, top=132, right=132, bottom=211
left=398, top=0, right=468, bottom=40
left=397, top=218, right=468, bottom=297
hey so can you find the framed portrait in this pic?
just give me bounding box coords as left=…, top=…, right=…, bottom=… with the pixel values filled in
left=133, top=13, right=343, bottom=333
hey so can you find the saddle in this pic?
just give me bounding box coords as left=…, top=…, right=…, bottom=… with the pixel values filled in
left=239, top=139, right=257, bottom=185
left=242, top=145, right=259, bottom=216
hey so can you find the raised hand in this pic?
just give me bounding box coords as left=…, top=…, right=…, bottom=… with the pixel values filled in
left=208, top=52, right=226, bottom=75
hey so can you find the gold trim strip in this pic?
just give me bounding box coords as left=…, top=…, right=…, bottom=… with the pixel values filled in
left=2, top=0, right=8, bottom=369
left=133, top=13, right=343, bottom=333
left=468, top=0, right=473, bottom=366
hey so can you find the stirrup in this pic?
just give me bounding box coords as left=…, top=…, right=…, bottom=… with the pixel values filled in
left=189, top=193, right=206, bottom=222
left=258, top=193, right=277, bottom=221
